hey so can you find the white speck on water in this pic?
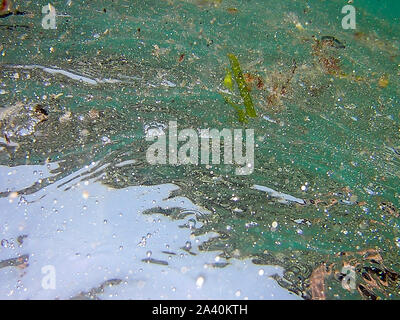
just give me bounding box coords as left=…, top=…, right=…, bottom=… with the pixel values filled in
left=196, top=276, right=205, bottom=288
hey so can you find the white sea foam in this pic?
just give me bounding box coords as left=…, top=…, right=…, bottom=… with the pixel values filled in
left=0, top=164, right=299, bottom=299
left=4, top=65, right=121, bottom=85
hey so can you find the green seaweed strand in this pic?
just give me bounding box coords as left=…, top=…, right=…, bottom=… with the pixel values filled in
left=227, top=53, right=257, bottom=118
left=223, top=96, right=248, bottom=123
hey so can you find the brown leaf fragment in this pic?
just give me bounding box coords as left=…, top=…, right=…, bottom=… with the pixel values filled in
left=310, top=263, right=328, bottom=300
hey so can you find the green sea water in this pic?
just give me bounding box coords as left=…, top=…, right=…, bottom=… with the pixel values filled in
left=0, top=0, right=399, bottom=299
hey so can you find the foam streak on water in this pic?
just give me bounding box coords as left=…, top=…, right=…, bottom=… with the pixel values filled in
left=4, top=65, right=122, bottom=85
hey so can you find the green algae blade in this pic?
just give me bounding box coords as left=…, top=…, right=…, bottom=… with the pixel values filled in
left=227, top=53, right=257, bottom=118
left=223, top=95, right=248, bottom=123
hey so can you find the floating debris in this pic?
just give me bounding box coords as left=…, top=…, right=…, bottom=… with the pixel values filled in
left=320, top=36, right=346, bottom=49
left=332, top=249, right=400, bottom=300
left=378, top=75, right=389, bottom=88
left=33, top=105, right=49, bottom=123
left=221, top=54, right=257, bottom=123
left=223, top=95, right=248, bottom=123
left=243, top=73, right=264, bottom=91
left=378, top=201, right=399, bottom=217
left=88, top=109, right=100, bottom=119
left=227, top=8, right=238, bottom=14
left=252, top=184, right=306, bottom=205
left=223, top=69, right=234, bottom=92
left=319, top=56, right=341, bottom=75
left=59, top=111, right=72, bottom=123
left=311, top=36, right=366, bottom=82
left=309, top=263, right=329, bottom=300
left=227, top=53, right=257, bottom=118
left=286, top=12, right=304, bottom=31
left=70, top=279, right=123, bottom=300
left=141, top=257, right=169, bottom=265
left=0, top=102, right=49, bottom=138
left=0, top=254, right=29, bottom=269
left=265, top=59, right=297, bottom=109
left=204, top=262, right=230, bottom=268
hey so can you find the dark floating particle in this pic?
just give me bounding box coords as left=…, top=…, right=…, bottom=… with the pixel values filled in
left=0, top=254, right=29, bottom=269
left=33, top=104, right=49, bottom=123
left=321, top=36, right=346, bottom=49
left=161, top=250, right=177, bottom=255
left=204, top=262, right=230, bottom=268
left=141, top=258, right=169, bottom=266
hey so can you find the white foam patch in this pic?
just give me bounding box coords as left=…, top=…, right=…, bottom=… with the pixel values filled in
left=4, top=65, right=121, bottom=85
left=0, top=164, right=299, bottom=300
left=253, top=184, right=306, bottom=205
left=0, top=163, right=59, bottom=192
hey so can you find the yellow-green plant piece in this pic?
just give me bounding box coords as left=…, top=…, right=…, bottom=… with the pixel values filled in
left=227, top=53, right=257, bottom=118
left=223, top=69, right=234, bottom=92
left=223, top=96, right=248, bottom=123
